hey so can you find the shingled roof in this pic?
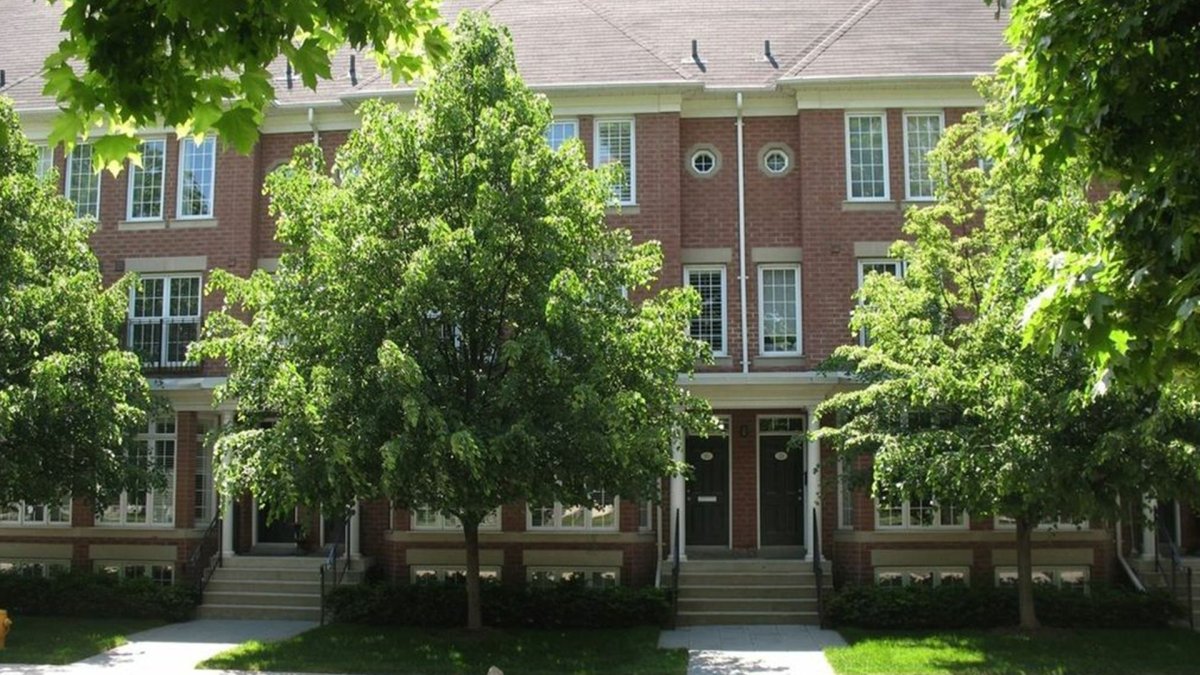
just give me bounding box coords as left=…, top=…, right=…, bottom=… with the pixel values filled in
left=0, top=0, right=1009, bottom=110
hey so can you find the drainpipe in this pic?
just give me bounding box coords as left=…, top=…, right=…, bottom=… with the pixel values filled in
left=308, top=107, right=319, bottom=146
left=735, top=93, right=749, bottom=373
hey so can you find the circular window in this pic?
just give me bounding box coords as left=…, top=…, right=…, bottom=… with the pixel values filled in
left=691, top=150, right=716, bottom=175
left=764, top=149, right=790, bottom=174
left=685, top=144, right=721, bottom=179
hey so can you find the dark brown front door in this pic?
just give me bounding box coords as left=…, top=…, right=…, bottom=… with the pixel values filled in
left=759, top=435, right=803, bottom=546
left=256, top=506, right=295, bottom=544
left=686, top=435, right=729, bottom=546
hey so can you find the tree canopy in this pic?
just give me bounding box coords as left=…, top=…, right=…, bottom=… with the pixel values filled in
left=816, top=106, right=1200, bottom=629
left=0, top=96, right=151, bottom=508
left=195, top=12, right=710, bottom=629
left=990, top=0, right=1200, bottom=392
left=43, top=0, right=451, bottom=171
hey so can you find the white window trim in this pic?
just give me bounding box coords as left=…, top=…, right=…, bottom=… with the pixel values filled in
left=33, top=144, right=54, bottom=179
left=526, top=498, right=620, bottom=532
left=0, top=499, right=71, bottom=527
left=94, top=560, right=176, bottom=585
left=411, top=566, right=501, bottom=583
left=874, top=498, right=969, bottom=530
left=410, top=507, right=500, bottom=531
left=995, top=566, right=1090, bottom=590
left=856, top=258, right=905, bottom=346
left=546, top=118, right=580, bottom=150
left=527, top=566, right=620, bottom=587
left=902, top=110, right=945, bottom=202
left=127, top=273, right=203, bottom=367
left=65, top=143, right=101, bottom=218
left=126, top=138, right=168, bottom=222
left=97, top=420, right=177, bottom=528
left=683, top=264, right=728, bottom=358
left=844, top=111, right=890, bottom=202
left=994, top=515, right=1090, bottom=531
left=175, top=137, right=216, bottom=220
left=757, top=263, right=803, bottom=357
left=593, top=117, right=636, bottom=206
left=0, top=559, right=71, bottom=578
left=875, top=566, right=970, bottom=588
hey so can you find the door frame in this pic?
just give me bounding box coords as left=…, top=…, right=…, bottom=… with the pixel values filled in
left=685, top=415, right=733, bottom=550
left=250, top=496, right=300, bottom=546
left=755, top=414, right=806, bottom=550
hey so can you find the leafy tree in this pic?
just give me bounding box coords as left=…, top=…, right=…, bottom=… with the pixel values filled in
left=988, top=0, right=1200, bottom=391
left=42, top=0, right=452, bottom=170
left=194, top=13, right=709, bottom=630
left=816, top=109, right=1200, bottom=629
left=0, top=97, right=151, bottom=509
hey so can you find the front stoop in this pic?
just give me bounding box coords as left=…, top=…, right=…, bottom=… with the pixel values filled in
left=196, top=555, right=366, bottom=622
left=673, top=559, right=821, bottom=626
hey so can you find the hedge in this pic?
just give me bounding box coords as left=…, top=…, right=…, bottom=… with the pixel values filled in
left=827, top=583, right=1184, bottom=629
left=326, top=580, right=671, bottom=628
left=0, top=571, right=196, bottom=622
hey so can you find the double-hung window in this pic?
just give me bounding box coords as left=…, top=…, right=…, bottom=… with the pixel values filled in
left=127, top=139, right=167, bottom=221
left=903, top=112, right=944, bottom=200
left=66, top=143, right=101, bottom=218
left=529, top=491, right=617, bottom=531
left=177, top=137, right=216, bottom=218
left=845, top=113, right=889, bottom=201
left=759, top=264, right=802, bottom=355
left=856, top=259, right=904, bottom=346
left=412, top=507, right=500, bottom=531
left=0, top=498, right=71, bottom=526
left=34, top=144, right=54, bottom=178
left=876, top=496, right=966, bottom=529
left=194, top=424, right=214, bottom=524
left=128, top=275, right=202, bottom=368
left=545, top=119, right=579, bottom=151
left=99, top=419, right=176, bottom=527
left=685, top=266, right=727, bottom=357
left=594, top=118, right=635, bottom=205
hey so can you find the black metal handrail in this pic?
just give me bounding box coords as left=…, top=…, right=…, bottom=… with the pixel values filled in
left=319, top=509, right=353, bottom=625
left=812, top=507, right=825, bottom=628
left=671, top=508, right=681, bottom=628
left=123, top=317, right=203, bottom=372
left=1155, top=523, right=1194, bottom=629
left=185, top=514, right=222, bottom=598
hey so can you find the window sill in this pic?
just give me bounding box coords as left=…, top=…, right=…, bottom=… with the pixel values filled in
left=752, top=355, right=807, bottom=368
left=842, top=200, right=898, bottom=212
left=606, top=205, right=641, bottom=216
left=169, top=218, right=218, bottom=229
left=117, top=218, right=218, bottom=231
left=118, top=220, right=167, bottom=231
left=901, top=199, right=937, bottom=208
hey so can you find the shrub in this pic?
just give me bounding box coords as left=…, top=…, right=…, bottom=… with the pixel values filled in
left=827, top=583, right=1182, bottom=630
left=326, top=580, right=671, bottom=628
left=0, top=571, right=196, bottom=622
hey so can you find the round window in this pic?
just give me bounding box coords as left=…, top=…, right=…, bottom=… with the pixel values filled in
left=691, top=150, right=716, bottom=176
left=764, top=148, right=790, bottom=175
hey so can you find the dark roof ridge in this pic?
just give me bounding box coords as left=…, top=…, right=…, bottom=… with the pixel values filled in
left=783, top=0, right=883, bottom=78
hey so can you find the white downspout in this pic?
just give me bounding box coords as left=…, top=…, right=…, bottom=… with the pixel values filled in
left=308, top=107, right=319, bottom=146
left=735, top=93, right=749, bottom=373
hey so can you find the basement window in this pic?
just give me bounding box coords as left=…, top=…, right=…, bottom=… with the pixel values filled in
left=874, top=567, right=968, bottom=588
left=528, top=567, right=619, bottom=588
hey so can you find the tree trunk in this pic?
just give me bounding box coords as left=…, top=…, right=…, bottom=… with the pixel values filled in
left=1016, top=517, right=1041, bottom=630
left=462, top=517, right=483, bottom=631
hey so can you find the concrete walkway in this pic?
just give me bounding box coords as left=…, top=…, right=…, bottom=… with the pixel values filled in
left=0, top=619, right=316, bottom=674
left=659, top=625, right=845, bottom=675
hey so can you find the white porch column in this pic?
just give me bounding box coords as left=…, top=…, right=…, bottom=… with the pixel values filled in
left=804, top=408, right=821, bottom=561
left=219, top=410, right=236, bottom=558
left=1141, top=497, right=1157, bottom=559
left=669, top=428, right=687, bottom=562
left=349, top=499, right=362, bottom=558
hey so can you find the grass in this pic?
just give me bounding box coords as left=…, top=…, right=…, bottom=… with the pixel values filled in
left=0, top=615, right=163, bottom=665
left=826, top=628, right=1200, bottom=674
left=198, top=623, right=685, bottom=674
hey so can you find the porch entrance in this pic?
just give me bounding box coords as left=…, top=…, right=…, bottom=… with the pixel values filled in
left=686, top=434, right=729, bottom=547
left=759, top=416, right=805, bottom=547
left=254, top=502, right=296, bottom=546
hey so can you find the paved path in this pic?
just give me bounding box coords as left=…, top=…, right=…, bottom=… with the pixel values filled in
left=0, top=619, right=316, bottom=674
left=659, top=625, right=845, bottom=674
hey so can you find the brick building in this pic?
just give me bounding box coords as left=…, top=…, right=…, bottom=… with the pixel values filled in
left=2, top=0, right=1193, bottom=624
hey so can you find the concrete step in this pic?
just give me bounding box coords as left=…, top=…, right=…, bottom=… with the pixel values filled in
left=680, top=560, right=811, bottom=574
left=677, top=584, right=817, bottom=600
left=222, top=556, right=326, bottom=570
left=205, top=579, right=322, bottom=595
left=195, top=604, right=322, bottom=621
left=203, top=591, right=321, bottom=608
left=677, top=572, right=815, bottom=586
left=676, top=610, right=819, bottom=626
left=677, top=597, right=817, bottom=613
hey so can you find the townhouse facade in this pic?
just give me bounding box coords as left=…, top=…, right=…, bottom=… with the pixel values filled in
left=2, top=0, right=1195, bottom=622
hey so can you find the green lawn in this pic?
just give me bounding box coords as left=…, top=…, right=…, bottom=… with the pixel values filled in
left=0, top=615, right=163, bottom=665
left=197, top=624, right=686, bottom=675
left=826, top=628, right=1200, bottom=675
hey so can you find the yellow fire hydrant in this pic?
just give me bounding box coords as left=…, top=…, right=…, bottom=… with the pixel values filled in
left=0, top=610, right=11, bottom=650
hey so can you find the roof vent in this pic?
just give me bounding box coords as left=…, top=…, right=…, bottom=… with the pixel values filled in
left=0, top=70, right=5, bottom=88
left=764, top=40, right=778, bottom=68
left=286, top=62, right=293, bottom=90
left=688, top=39, right=707, bottom=72
left=349, top=55, right=358, bottom=86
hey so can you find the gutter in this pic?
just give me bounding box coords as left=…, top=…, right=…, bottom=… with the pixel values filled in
left=777, top=72, right=986, bottom=86
left=735, top=92, right=749, bottom=373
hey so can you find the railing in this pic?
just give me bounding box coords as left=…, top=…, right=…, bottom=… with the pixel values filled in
left=812, top=507, right=825, bottom=628
left=1155, top=523, right=1195, bottom=629
left=671, top=508, right=681, bottom=628
left=184, top=514, right=222, bottom=598
left=319, top=511, right=353, bottom=626
left=123, top=317, right=203, bottom=373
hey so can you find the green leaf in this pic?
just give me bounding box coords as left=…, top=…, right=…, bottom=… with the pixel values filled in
left=212, top=107, right=262, bottom=154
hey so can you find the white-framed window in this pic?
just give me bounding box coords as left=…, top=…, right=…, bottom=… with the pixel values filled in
left=528, top=567, right=619, bottom=588
left=545, top=119, right=579, bottom=151
left=684, top=265, right=727, bottom=357
left=903, top=112, right=944, bottom=200
left=759, top=264, right=802, bottom=355
left=838, top=460, right=854, bottom=530
left=638, top=500, right=654, bottom=531
left=996, top=566, right=1089, bottom=591
left=126, top=139, right=167, bottom=221
left=177, top=136, right=216, bottom=218
left=762, top=147, right=791, bottom=176
left=845, top=112, right=889, bottom=201
left=412, top=566, right=500, bottom=584
left=994, top=515, right=1089, bottom=531
left=99, top=419, right=176, bottom=527
left=34, top=144, right=54, bottom=179
left=128, top=274, right=202, bottom=368
left=95, top=561, right=175, bottom=585
left=857, top=258, right=905, bottom=346
left=876, top=496, right=967, bottom=529
left=0, top=559, right=71, bottom=578
left=875, top=566, right=969, bottom=588
left=0, top=498, right=71, bottom=527
left=194, top=424, right=214, bottom=524
left=594, top=118, right=635, bottom=205
left=411, top=507, right=500, bottom=531
left=528, top=491, right=617, bottom=531
left=690, top=149, right=718, bottom=177
left=66, top=143, right=101, bottom=218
